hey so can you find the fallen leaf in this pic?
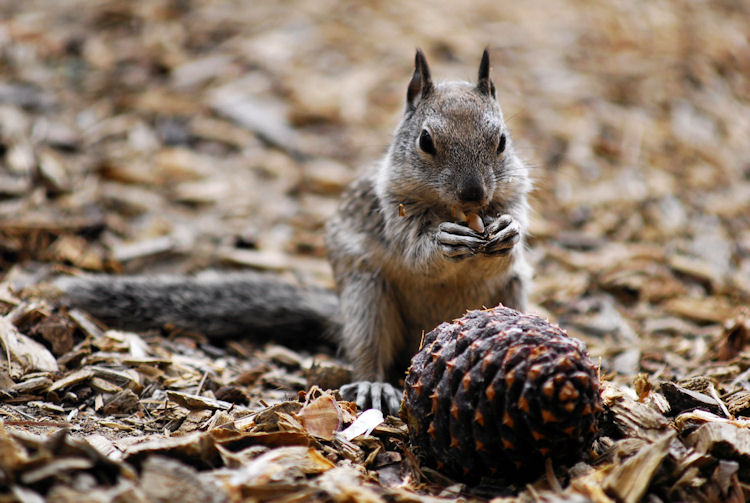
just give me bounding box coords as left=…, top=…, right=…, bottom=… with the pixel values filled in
left=296, top=393, right=341, bottom=441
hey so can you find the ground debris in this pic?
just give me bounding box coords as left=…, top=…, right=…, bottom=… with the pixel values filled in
left=1, top=0, right=749, bottom=501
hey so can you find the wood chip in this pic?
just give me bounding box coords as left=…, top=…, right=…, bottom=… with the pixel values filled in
left=140, top=456, right=229, bottom=503
left=11, top=376, right=53, bottom=394
left=2, top=2, right=749, bottom=501
left=604, top=431, right=675, bottom=503
left=686, top=422, right=750, bottom=460
left=0, top=317, right=58, bottom=375
left=657, top=381, right=723, bottom=416
left=228, top=446, right=334, bottom=487
left=166, top=391, right=233, bottom=411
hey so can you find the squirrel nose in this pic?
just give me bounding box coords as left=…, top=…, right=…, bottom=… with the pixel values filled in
left=458, top=182, right=485, bottom=205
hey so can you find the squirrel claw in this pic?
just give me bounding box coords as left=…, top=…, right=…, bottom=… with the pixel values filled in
left=340, top=381, right=403, bottom=415
left=484, top=214, right=513, bottom=236
left=437, top=222, right=485, bottom=259
left=481, top=217, right=520, bottom=255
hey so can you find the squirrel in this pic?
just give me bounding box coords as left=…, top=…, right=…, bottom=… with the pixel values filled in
left=56, top=49, right=532, bottom=415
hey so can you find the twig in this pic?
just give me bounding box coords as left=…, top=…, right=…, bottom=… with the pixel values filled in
left=195, top=370, right=209, bottom=396
left=707, top=383, right=731, bottom=418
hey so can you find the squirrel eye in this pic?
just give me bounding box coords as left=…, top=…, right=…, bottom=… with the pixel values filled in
left=418, top=129, right=436, bottom=155
left=497, top=134, right=507, bottom=154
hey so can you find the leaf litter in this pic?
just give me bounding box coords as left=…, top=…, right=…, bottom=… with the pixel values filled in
left=1, top=0, right=750, bottom=501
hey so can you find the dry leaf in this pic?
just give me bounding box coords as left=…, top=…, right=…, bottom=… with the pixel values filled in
left=296, top=393, right=342, bottom=441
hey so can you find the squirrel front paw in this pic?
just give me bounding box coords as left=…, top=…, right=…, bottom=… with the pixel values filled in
left=480, top=214, right=520, bottom=256
left=340, top=381, right=403, bottom=415
left=437, top=215, right=520, bottom=259
left=436, top=222, right=486, bottom=260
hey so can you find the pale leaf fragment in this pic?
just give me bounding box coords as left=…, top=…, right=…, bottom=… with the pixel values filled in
left=340, top=409, right=384, bottom=441
left=0, top=317, right=58, bottom=375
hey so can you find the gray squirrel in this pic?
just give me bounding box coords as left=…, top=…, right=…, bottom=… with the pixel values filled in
left=57, top=49, right=532, bottom=414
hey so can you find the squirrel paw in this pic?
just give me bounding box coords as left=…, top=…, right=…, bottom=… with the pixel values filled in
left=436, top=222, right=485, bottom=260
left=480, top=214, right=520, bottom=255
left=340, top=381, right=403, bottom=415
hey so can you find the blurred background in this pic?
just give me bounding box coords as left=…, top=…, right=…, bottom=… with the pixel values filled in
left=1, top=0, right=749, bottom=375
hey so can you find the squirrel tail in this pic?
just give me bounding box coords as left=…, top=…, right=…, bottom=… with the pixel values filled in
left=54, top=271, right=341, bottom=348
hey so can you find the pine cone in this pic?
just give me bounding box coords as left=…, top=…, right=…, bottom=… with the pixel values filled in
left=400, top=306, right=602, bottom=481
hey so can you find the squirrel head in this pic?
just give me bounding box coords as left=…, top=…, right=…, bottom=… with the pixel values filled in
left=381, top=49, right=528, bottom=214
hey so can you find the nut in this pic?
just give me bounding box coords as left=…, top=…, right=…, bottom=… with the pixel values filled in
left=466, top=212, right=484, bottom=234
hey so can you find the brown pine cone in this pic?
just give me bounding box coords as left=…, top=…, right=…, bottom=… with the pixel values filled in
left=400, top=306, right=602, bottom=481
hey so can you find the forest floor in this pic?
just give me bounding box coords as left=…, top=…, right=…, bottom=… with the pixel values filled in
left=1, top=1, right=749, bottom=501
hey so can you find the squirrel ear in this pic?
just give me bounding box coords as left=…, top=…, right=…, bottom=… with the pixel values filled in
left=407, top=49, right=433, bottom=110
left=477, top=49, right=496, bottom=98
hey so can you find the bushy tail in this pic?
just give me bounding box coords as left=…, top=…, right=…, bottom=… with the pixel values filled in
left=55, top=271, right=340, bottom=347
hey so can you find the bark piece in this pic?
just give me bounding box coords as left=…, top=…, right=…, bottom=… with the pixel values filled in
left=657, top=381, right=723, bottom=416
left=140, top=455, right=229, bottom=503
left=686, top=422, right=750, bottom=461
left=0, top=317, right=58, bottom=375
left=604, top=431, right=675, bottom=503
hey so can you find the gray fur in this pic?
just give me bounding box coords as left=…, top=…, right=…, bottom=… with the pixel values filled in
left=327, top=50, right=532, bottom=397
left=57, top=50, right=532, bottom=413
left=56, top=272, right=340, bottom=347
